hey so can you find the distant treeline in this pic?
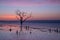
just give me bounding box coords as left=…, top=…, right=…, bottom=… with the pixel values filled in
left=0, top=20, right=60, bottom=23
left=27, top=20, right=60, bottom=23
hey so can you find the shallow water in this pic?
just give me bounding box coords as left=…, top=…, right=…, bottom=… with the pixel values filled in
left=0, top=22, right=60, bottom=40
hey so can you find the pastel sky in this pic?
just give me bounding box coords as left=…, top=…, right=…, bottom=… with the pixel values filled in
left=0, top=0, right=60, bottom=20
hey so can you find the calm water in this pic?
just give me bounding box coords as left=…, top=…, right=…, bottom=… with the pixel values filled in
left=0, top=21, right=60, bottom=40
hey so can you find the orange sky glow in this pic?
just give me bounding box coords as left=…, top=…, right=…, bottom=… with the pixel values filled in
left=0, top=13, right=60, bottom=20
left=0, top=0, right=60, bottom=20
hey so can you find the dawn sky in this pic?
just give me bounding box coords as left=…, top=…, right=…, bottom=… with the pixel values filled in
left=0, top=0, right=60, bottom=20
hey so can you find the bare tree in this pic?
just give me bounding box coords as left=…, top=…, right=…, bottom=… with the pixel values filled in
left=16, top=10, right=31, bottom=30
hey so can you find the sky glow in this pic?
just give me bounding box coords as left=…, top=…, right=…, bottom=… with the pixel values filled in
left=0, top=0, right=60, bottom=20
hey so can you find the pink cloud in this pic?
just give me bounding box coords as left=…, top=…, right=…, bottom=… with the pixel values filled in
left=0, top=0, right=60, bottom=7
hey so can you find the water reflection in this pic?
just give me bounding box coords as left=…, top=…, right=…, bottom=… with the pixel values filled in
left=48, top=28, right=52, bottom=33
left=9, top=26, right=12, bottom=32
left=16, top=30, right=18, bottom=35
left=0, top=24, right=60, bottom=34
left=0, top=23, right=60, bottom=40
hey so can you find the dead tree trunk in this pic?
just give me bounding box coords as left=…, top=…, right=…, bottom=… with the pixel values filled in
left=16, top=10, right=31, bottom=31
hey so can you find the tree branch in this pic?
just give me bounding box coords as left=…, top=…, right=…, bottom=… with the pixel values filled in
left=23, top=13, right=31, bottom=22
left=16, top=10, right=21, bottom=17
left=16, top=16, right=20, bottom=20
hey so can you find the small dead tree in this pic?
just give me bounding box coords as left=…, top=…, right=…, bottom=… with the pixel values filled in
left=16, top=10, right=31, bottom=30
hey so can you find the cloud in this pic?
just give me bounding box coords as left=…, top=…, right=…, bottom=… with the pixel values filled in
left=0, top=0, right=60, bottom=7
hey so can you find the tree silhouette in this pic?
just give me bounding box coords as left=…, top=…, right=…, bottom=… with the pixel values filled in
left=16, top=10, right=31, bottom=30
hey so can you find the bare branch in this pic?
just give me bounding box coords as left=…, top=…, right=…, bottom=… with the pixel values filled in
left=22, top=12, right=26, bottom=17
left=16, top=16, right=20, bottom=20
left=23, top=13, right=31, bottom=22
left=16, top=10, right=21, bottom=17
left=16, top=9, right=32, bottom=26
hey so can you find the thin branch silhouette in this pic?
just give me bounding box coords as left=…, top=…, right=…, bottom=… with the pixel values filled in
left=16, top=10, right=32, bottom=30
